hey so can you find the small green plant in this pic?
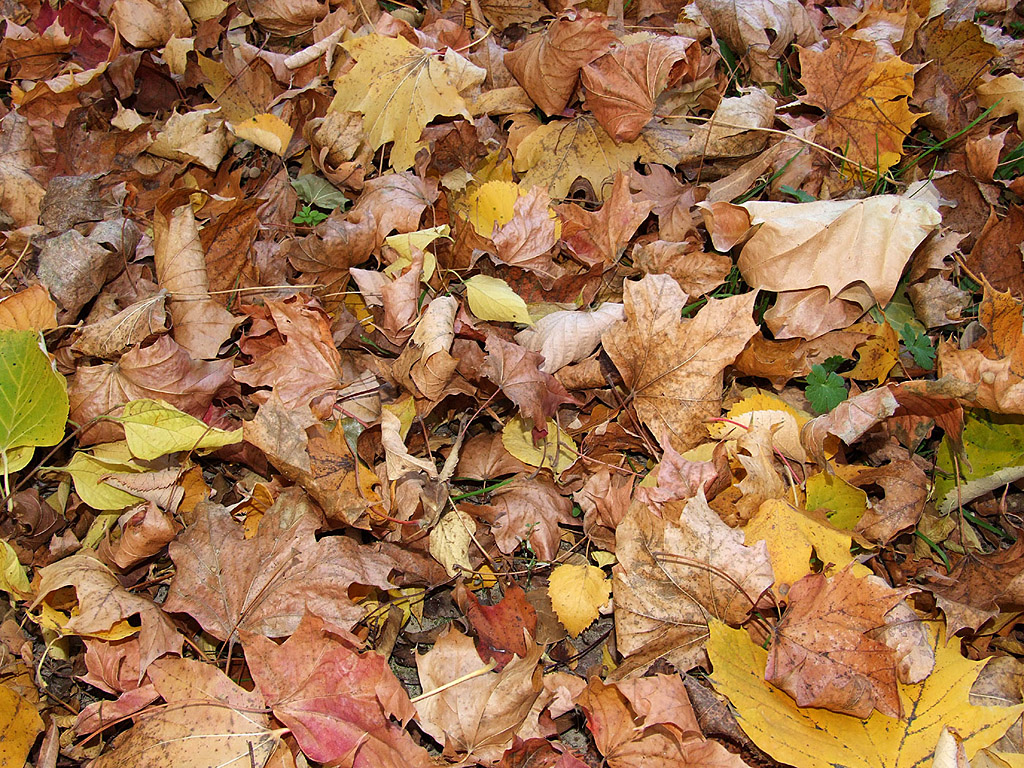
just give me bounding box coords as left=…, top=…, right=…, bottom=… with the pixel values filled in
left=995, top=141, right=1024, bottom=181
left=292, top=205, right=329, bottom=227
left=899, top=323, right=936, bottom=369
left=806, top=362, right=848, bottom=414
left=779, top=184, right=816, bottom=203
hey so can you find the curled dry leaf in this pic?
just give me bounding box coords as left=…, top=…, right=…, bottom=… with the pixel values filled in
left=504, top=11, right=616, bottom=116
left=467, top=474, right=575, bottom=562
left=515, top=303, right=624, bottom=374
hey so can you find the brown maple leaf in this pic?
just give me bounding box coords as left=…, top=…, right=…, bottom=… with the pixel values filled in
left=799, top=37, right=921, bottom=175
left=557, top=172, right=654, bottom=267
left=164, top=500, right=396, bottom=641
left=467, top=475, right=575, bottom=561
left=483, top=335, right=578, bottom=436
left=582, top=36, right=699, bottom=143
left=602, top=274, right=758, bottom=453
left=767, top=568, right=914, bottom=719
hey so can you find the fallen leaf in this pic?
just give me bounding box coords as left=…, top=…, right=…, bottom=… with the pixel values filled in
left=767, top=567, right=914, bottom=718
left=0, top=682, right=43, bottom=768
left=467, top=475, right=575, bottom=561
left=0, top=112, right=46, bottom=228
left=415, top=626, right=543, bottom=764
left=504, top=11, right=616, bottom=116
left=557, top=172, right=654, bottom=267
left=331, top=34, right=486, bottom=171
left=613, top=495, right=774, bottom=672
left=466, top=275, right=533, bottom=324
left=515, top=303, right=624, bottom=373
left=118, top=399, right=241, bottom=460
left=164, top=500, right=395, bottom=641
left=484, top=335, right=578, bottom=434
left=799, top=37, right=921, bottom=175
left=242, top=612, right=430, bottom=766
left=458, top=583, right=538, bottom=670
left=430, top=506, right=475, bottom=578
left=708, top=621, right=1024, bottom=768
left=0, top=285, right=58, bottom=331
left=548, top=563, right=610, bottom=637
left=602, top=274, right=758, bottom=453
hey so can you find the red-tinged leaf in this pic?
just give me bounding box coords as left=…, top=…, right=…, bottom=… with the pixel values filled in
left=456, top=582, right=538, bottom=670
left=241, top=613, right=431, bottom=767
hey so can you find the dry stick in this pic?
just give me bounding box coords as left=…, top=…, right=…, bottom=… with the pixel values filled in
left=409, top=660, right=497, bottom=703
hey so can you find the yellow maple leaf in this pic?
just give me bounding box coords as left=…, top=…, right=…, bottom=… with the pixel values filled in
left=745, top=499, right=871, bottom=593
left=799, top=37, right=921, bottom=175
left=707, top=620, right=1024, bottom=768
left=331, top=34, right=486, bottom=171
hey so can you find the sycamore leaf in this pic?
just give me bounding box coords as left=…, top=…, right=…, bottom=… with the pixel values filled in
left=799, top=38, right=921, bottom=175
left=548, top=563, right=610, bottom=637
left=465, top=275, right=533, bottom=324
left=331, top=35, right=486, bottom=172
left=707, top=621, right=1024, bottom=768
left=0, top=329, right=68, bottom=471
left=118, top=399, right=241, bottom=461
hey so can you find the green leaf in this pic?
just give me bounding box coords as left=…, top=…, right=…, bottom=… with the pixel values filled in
left=899, top=322, right=936, bottom=369
left=464, top=275, right=532, bottom=325
left=0, top=329, right=68, bottom=469
left=806, top=364, right=848, bottom=414
left=62, top=449, right=145, bottom=510
left=290, top=175, right=349, bottom=209
left=933, top=412, right=1024, bottom=514
left=779, top=184, right=816, bottom=202
left=118, top=399, right=242, bottom=461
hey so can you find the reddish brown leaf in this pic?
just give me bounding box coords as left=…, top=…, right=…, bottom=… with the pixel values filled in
left=457, top=582, right=538, bottom=670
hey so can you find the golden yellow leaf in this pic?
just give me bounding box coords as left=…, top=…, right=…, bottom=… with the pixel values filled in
left=230, top=112, right=294, bottom=156
left=0, top=683, right=43, bottom=768
left=845, top=322, right=900, bottom=384
left=977, top=74, right=1024, bottom=132
left=707, top=389, right=810, bottom=461
left=799, top=37, right=921, bottom=175
left=462, top=179, right=520, bottom=237
left=330, top=35, right=486, bottom=171
left=805, top=471, right=868, bottom=530
left=501, top=415, right=577, bottom=474
left=548, top=563, right=610, bottom=636
left=745, top=498, right=871, bottom=591
left=707, top=620, right=1024, bottom=768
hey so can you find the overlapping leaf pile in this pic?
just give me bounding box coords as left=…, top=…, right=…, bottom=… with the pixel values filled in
left=2, top=0, right=1024, bottom=765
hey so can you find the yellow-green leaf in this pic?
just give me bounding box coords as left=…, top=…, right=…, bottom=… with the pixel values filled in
left=0, top=538, right=29, bottom=599
left=707, top=620, right=1024, bottom=768
left=0, top=329, right=68, bottom=465
left=548, top=563, right=610, bottom=636
left=384, top=225, right=449, bottom=282
left=63, top=450, right=145, bottom=510
left=501, top=415, right=576, bottom=474
left=465, top=275, right=532, bottom=325
left=118, top=399, right=241, bottom=461
left=805, top=471, right=868, bottom=529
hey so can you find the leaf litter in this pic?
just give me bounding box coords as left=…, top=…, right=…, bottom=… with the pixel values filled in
left=1, top=0, right=1024, bottom=766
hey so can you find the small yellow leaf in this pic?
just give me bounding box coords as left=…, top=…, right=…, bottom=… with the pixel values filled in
left=548, top=563, right=610, bottom=636
left=707, top=620, right=1024, bottom=768
left=465, top=275, right=532, bottom=325
left=591, top=550, right=617, bottom=568
left=0, top=683, right=43, bottom=768
left=463, top=180, right=520, bottom=237
left=230, top=113, right=294, bottom=156
left=119, top=399, right=242, bottom=461
left=0, top=538, right=30, bottom=599
left=384, top=225, right=449, bottom=281
left=501, top=415, right=576, bottom=474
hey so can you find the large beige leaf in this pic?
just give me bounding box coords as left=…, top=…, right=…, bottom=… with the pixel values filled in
left=153, top=195, right=237, bottom=359
left=515, top=303, right=624, bottom=373
left=613, top=496, right=774, bottom=673
left=708, top=621, right=1024, bottom=768
left=414, top=627, right=543, bottom=764
left=602, top=274, right=758, bottom=453
left=331, top=35, right=485, bottom=172
left=715, top=196, right=941, bottom=309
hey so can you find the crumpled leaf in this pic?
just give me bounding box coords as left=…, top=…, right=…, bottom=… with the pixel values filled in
left=0, top=112, right=45, bottom=228
left=164, top=500, right=396, bottom=641
left=242, top=612, right=430, bottom=767
left=708, top=621, right=1024, bottom=768
left=504, top=10, right=616, bottom=116
left=515, top=303, right=624, bottom=373
left=484, top=335, right=578, bottom=434
left=603, top=274, right=758, bottom=453
left=558, top=172, right=654, bottom=267
left=0, top=683, right=45, bottom=768
left=467, top=475, right=575, bottom=561
left=414, top=626, right=543, bottom=764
